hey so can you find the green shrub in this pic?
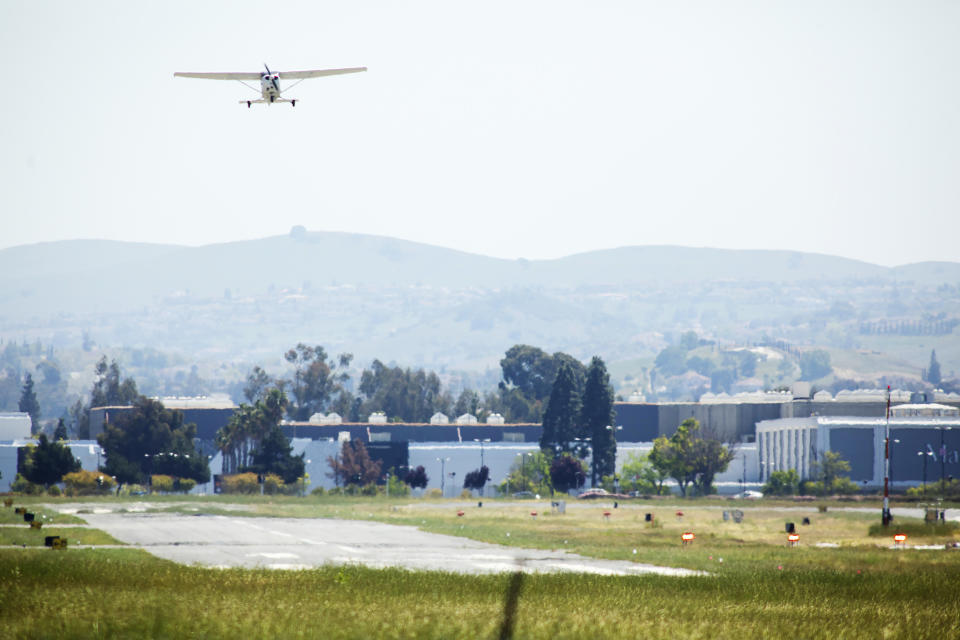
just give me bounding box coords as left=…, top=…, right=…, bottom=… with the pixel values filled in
left=361, top=482, right=380, bottom=497
left=763, top=470, right=799, bottom=496
left=832, top=477, right=860, bottom=495
left=62, top=470, right=115, bottom=496
left=426, top=488, right=443, bottom=499
left=263, top=473, right=284, bottom=495
left=905, top=479, right=960, bottom=499
left=801, top=479, right=859, bottom=496
left=177, top=478, right=196, bottom=493
left=386, top=474, right=410, bottom=497
left=221, top=473, right=259, bottom=495
left=151, top=475, right=175, bottom=493
left=11, top=474, right=42, bottom=495
left=47, top=485, right=61, bottom=497
left=801, top=480, right=824, bottom=496
left=311, top=487, right=326, bottom=497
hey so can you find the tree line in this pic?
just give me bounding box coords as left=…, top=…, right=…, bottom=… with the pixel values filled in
left=240, top=343, right=608, bottom=426
left=9, top=341, right=735, bottom=497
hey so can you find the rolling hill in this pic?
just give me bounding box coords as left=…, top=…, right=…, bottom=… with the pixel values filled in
left=3, top=231, right=950, bottom=319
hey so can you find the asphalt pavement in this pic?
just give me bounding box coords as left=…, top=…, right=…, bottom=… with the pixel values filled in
left=78, top=512, right=701, bottom=576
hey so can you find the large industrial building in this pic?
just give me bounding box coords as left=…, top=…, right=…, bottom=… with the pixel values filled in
left=757, top=403, right=960, bottom=488
left=27, top=388, right=958, bottom=495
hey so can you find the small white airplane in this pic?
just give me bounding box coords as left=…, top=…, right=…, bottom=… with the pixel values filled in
left=174, top=64, right=366, bottom=107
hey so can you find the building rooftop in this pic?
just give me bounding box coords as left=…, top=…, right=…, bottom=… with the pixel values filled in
left=155, top=395, right=236, bottom=410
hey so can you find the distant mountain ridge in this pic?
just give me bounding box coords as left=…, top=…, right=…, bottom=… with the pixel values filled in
left=1, top=232, right=958, bottom=318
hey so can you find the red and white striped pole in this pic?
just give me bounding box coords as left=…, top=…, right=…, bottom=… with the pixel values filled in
left=883, top=385, right=891, bottom=526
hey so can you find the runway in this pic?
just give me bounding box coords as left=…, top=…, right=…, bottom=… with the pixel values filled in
left=78, top=512, right=701, bottom=576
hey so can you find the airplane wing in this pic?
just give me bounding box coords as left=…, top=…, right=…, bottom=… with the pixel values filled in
left=174, top=72, right=263, bottom=80
left=279, top=67, right=367, bottom=80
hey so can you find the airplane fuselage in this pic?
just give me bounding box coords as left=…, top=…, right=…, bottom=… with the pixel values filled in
left=261, top=73, right=281, bottom=102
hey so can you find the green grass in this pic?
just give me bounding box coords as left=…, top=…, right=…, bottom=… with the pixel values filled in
left=0, top=526, right=122, bottom=547
left=0, top=504, right=85, bottom=525
left=1, top=547, right=958, bottom=639
left=868, top=520, right=959, bottom=538
left=1, top=496, right=958, bottom=638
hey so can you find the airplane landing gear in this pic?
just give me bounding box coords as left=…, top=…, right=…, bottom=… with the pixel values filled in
left=291, top=100, right=296, bottom=107
left=247, top=101, right=251, bottom=108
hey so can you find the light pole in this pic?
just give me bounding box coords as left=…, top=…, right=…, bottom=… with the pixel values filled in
left=387, top=466, right=409, bottom=499
left=574, top=437, right=592, bottom=486
left=206, top=455, right=213, bottom=494
left=526, top=452, right=535, bottom=492
left=760, top=461, right=775, bottom=490
left=918, top=450, right=933, bottom=496
left=436, top=457, right=450, bottom=497
left=517, top=452, right=535, bottom=492
left=520, top=453, right=526, bottom=492
left=740, top=452, right=746, bottom=494
left=940, top=427, right=952, bottom=497
left=473, top=438, right=490, bottom=496
left=473, top=438, right=490, bottom=468
left=143, top=453, right=152, bottom=492
left=301, top=459, right=311, bottom=497
left=602, top=426, right=622, bottom=489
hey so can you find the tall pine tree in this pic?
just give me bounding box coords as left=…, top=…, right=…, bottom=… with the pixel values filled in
left=540, top=362, right=583, bottom=456
left=581, top=356, right=616, bottom=486
left=22, top=433, right=80, bottom=487
left=18, top=373, right=40, bottom=434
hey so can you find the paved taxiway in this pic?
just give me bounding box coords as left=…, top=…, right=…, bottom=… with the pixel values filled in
left=79, top=512, right=700, bottom=576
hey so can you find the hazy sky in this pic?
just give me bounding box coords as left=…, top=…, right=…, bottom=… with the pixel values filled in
left=2, top=1, right=959, bottom=266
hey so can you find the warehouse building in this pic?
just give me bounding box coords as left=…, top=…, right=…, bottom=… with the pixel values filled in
left=756, top=403, right=960, bottom=487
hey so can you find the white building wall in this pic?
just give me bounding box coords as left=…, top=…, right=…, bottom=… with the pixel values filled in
left=0, top=440, right=103, bottom=492
left=67, top=442, right=104, bottom=473
left=410, top=443, right=538, bottom=497
left=291, top=438, right=342, bottom=493
left=0, top=413, right=31, bottom=440
left=756, top=417, right=819, bottom=481
left=0, top=444, right=19, bottom=492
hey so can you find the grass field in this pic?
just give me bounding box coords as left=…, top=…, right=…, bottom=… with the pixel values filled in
left=2, top=496, right=959, bottom=638
left=0, top=526, right=121, bottom=547
left=0, top=504, right=85, bottom=525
